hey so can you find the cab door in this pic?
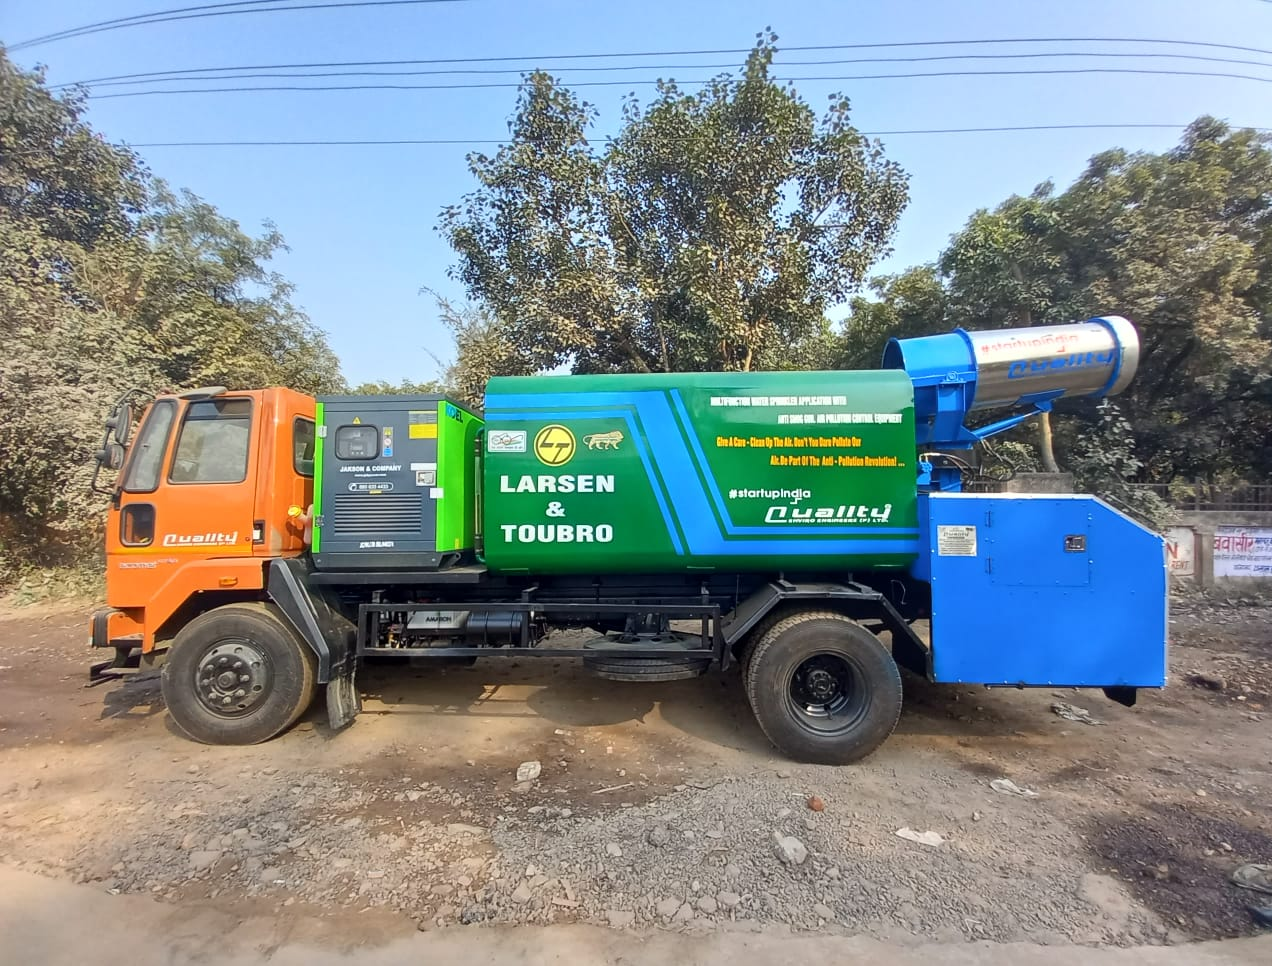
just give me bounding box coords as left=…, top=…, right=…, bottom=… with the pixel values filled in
left=252, top=388, right=317, bottom=556
left=159, top=395, right=260, bottom=557
left=108, top=393, right=261, bottom=608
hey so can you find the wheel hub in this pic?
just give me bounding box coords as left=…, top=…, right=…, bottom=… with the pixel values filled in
left=195, top=639, right=270, bottom=717
left=804, top=667, right=839, bottom=702
left=787, top=652, right=868, bottom=734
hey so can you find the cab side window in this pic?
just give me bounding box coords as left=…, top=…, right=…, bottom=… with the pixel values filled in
left=294, top=417, right=316, bottom=477
left=169, top=399, right=252, bottom=484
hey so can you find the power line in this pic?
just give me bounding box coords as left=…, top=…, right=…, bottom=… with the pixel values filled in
left=19, top=0, right=291, bottom=45
left=125, top=124, right=1272, bottom=147
left=9, top=0, right=467, bottom=51
left=63, top=50, right=1272, bottom=90
left=53, top=36, right=1272, bottom=88
left=87, top=67, right=1272, bottom=99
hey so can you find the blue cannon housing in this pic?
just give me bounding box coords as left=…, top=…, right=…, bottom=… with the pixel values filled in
left=885, top=316, right=1166, bottom=693
left=883, top=316, right=1140, bottom=448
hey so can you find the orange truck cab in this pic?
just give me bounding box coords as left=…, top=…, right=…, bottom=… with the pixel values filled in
left=90, top=387, right=361, bottom=742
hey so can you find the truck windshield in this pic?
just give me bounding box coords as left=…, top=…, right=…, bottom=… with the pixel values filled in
left=121, top=401, right=176, bottom=493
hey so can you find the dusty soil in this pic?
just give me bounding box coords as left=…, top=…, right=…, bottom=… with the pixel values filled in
left=0, top=596, right=1269, bottom=951
left=4, top=867, right=1271, bottom=966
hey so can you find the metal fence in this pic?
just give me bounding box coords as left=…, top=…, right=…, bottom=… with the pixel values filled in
left=1131, top=483, right=1272, bottom=512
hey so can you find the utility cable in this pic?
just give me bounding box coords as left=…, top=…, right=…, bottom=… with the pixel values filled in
left=9, top=0, right=468, bottom=52
left=54, top=36, right=1272, bottom=89
left=123, top=123, right=1272, bottom=148
left=86, top=66, right=1272, bottom=99
left=63, top=50, right=1272, bottom=90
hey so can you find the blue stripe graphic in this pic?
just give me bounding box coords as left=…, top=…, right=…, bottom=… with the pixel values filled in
left=666, top=389, right=917, bottom=535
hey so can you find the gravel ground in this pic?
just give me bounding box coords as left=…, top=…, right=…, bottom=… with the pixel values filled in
left=4, top=759, right=1157, bottom=945
left=0, top=597, right=1269, bottom=948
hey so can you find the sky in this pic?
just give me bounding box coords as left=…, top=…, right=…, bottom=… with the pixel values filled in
left=2, top=0, right=1270, bottom=385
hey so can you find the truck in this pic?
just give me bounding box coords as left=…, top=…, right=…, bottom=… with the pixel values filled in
left=88, top=316, right=1167, bottom=763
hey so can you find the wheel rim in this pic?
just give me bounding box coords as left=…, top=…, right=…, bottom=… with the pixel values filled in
left=194, top=638, right=273, bottom=718
left=786, top=650, right=870, bottom=735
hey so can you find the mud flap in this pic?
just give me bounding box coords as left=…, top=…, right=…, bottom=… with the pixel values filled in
left=1103, top=686, right=1138, bottom=708
left=326, top=664, right=361, bottom=731
left=268, top=557, right=362, bottom=731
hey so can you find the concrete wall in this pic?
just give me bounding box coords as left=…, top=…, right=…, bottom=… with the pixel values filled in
left=1000, top=472, right=1075, bottom=494
left=1164, top=510, right=1272, bottom=590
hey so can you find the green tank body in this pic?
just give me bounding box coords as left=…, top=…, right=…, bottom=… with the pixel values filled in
left=481, top=370, right=919, bottom=575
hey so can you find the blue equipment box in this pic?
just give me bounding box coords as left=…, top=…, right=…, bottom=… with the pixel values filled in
left=916, top=493, right=1167, bottom=687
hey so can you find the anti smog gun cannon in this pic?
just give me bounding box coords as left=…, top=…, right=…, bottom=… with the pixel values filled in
left=89, top=316, right=1164, bottom=763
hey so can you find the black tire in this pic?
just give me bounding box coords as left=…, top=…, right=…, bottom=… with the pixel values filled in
left=737, top=606, right=799, bottom=673
left=745, top=610, right=902, bottom=764
left=583, top=655, right=710, bottom=682
left=161, top=602, right=318, bottom=745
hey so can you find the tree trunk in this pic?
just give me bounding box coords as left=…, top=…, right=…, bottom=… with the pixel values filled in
left=1037, top=412, right=1060, bottom=472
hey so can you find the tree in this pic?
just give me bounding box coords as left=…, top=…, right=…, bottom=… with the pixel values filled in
left=0, top=52, right=342, bottom=579
left=835, top=265, right=949, bottom=370
left=938, top=192, right=1080, bottom=470
left=850, top=118, right=1272, bottom=485
left=134, top=184, right=342, bottom=396
left=1050, top=120, right=1272, bottom=482
left=439, top=32, right=908, bottom=378
left=1066, top=404, right=1173, bottom=530
left=350, top=379, right=445, bottom=395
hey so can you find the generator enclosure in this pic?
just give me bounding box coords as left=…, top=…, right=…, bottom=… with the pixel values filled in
left=312, top=395, right=483, bottom=570
left=482, top=371, right=920, bottom=574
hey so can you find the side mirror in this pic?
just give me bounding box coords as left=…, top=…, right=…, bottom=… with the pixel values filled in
left=95, top=442, right=126, bottom=471
left=106, top=402, right=134, bottom=444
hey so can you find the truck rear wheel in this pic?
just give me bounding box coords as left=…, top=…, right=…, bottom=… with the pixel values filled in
left=161, top=603, right=317, bottom=745
left=745, top=610, right=901, bottom=764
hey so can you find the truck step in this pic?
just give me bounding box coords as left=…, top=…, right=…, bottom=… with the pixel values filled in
left=88, top=647, right=143, bottom=686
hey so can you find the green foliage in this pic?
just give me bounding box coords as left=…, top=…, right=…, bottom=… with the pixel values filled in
left=981, top=439, right=1041, bottom=475
left=0, top=52, right=342, bottom=580
left=426, top=293, right=530, bottom=407
left=842, top=116, right=1272, bottom=488
left=1066, top=405, right=1174, bottom=530
left=836, top=265, right=949, bottom=370
left=439, top=32, right=908, bottom=378
left=350, top=379, right=446, bottom=395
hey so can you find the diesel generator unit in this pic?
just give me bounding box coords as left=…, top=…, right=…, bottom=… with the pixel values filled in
left=89, top=316, right=1167, bottom=763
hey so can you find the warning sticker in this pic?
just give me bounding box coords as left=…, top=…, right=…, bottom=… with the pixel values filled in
left=937, top=525, right=978, bottom=557
left=408, top=410, right=438, bottom=439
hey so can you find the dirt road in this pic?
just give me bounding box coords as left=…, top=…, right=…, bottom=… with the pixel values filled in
left=0, top=596, right=1269, bottom=958
left=3, top=866, right=1270, bottom=966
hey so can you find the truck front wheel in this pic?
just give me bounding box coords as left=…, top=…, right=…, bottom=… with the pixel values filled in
left=161, top=603, right=317, bottom=745
left=745, top=610, right=902, bottom=764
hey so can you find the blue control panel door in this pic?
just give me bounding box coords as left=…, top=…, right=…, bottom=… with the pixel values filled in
left=920, top=493, right=1167, bottom=687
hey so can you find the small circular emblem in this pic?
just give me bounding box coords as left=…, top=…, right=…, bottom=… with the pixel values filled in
left=534, top=425, right=576, bottom=466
